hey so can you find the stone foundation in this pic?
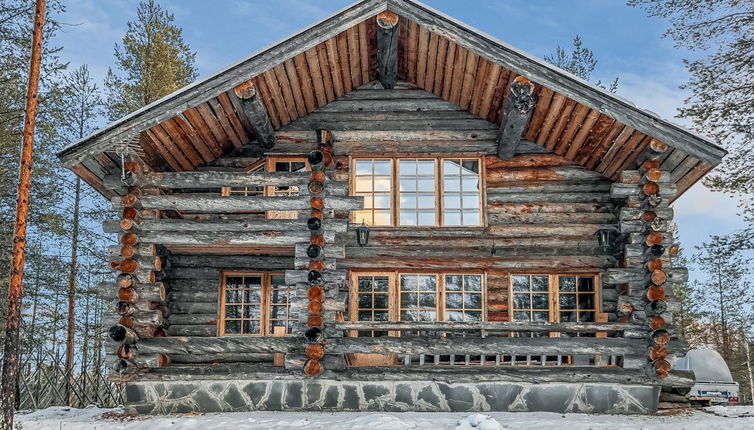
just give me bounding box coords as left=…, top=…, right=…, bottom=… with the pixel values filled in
left=125, top=379, right=660, bottom=414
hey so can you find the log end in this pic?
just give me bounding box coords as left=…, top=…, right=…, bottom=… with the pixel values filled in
left=376, top=10, right=399, bottom=28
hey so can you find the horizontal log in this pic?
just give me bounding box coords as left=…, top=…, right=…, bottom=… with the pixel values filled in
left=486, top=192, right=612, bottom=204
left=168, top=313, right=217, bottom=325
left=169, top=301, right=217, bottom=314
left=96, top=282, right=167, bottom=302
left=285, top=269, right=347, bottom=285
left=136, top=335, right=681, bottom=357
left=104, top=171, right=314, bottom=190
left=135, top=362, right=694, bottom=388
left=111, top=195, right=364, bottom=212
left=140, top=230, right=333, bottom=246
left=133, top=218, right=348, bottom=233
left=618, top=207, right=674, bottom=222
left=339, top=255, right=616, bottom=271
left=605, top=268, right=688, bottom=284
left=166, top=325, right=217, bottom=337
left=610, top=183, right=677, bottom=199
left=333, top=321, right=634, bottom=334
left=168, top=254, right=294, bottom=270
left=619, top=170, right=671, bottom=184
left=169, top=353, right=274, bottom=364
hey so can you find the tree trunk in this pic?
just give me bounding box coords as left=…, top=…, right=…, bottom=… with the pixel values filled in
left=1, top=1, right=45, bottom=428
left=65, top=177, right=81, bottom=406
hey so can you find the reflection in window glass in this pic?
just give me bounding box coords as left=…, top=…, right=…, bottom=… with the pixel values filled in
left=399, top=274, right=437, bottom=321
left=269, top=275, right=295, bottom=334
left=355, top=275, right=390, bottom=337
left=223, top=275, right=263, bottom=335
left=399, top=160, right=436, bottom=226
left=353, top=159, right=392, bottom=226
left=558, top=276, right=596, bottom=323
left=444, top=274, right=483, bottom=322
left=511, top=275, right=550, bottom=337
left=442, top=159, right=480, bottom=226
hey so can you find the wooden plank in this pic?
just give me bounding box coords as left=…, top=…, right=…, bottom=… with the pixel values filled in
left=477, top=63, right=501, bottom=120
left=585, top=121, right=624, bottom=170
left=114, top=170, right=311, bottom=189
left=334, top=321, right=634, bottom=334
left=252, top=75, right=281, bottom=130
left=182, top=109, right=223, bottom=158
left=357, top=20, right=370, bottom=84
left=673, top=160, right=710, bottom=199
left=273, top=63, right=301, bottom=121
left=304, top=47, right=327, bottom=107
left=468, top=57, right=490, bottom=115
left=534, top=93, right=566, bottom=146
left=406, top=19, right=419, bottom=83
left=139, top=218, right=348, bottom=233
left=440, top=40, right=456, bottom=100
left=149, top=124, right=194, bottom=170
left=325, top=37, right=345, bottom=97
left=314, top=43, right=335, bottom=103
left=217, top=92, right=251, bottom=144
left=262, top=69, right=290, bottom=126
left=544, top=98, right=577, bottom=151
left=415, top=25, right=430, bottom=89
left=207, top=98, right=244, bottom=148
left=424, top=31, right=439, bottom=91
left=567, top=110, right=605, bottom=161
left=448, top=43, right=467, bottom=105
left=554, top=103, right=590, bottom=156
left=336, top=31, right=353, bottom=93
left=167, top=116, right=213, bottom=163
left=458, top=51, right=478, bottom=109
left=283, top=58, right=309, bottom=118
left=346, top=26, right=361, bottom=89
left=432, top=35, right=448, bottom=96
left=223, top=90, right=254, bottom=136
left=196, top=102, right=232, bottom=150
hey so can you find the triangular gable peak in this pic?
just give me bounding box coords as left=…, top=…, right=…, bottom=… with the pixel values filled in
left=58, top=0, right=725, bottom=199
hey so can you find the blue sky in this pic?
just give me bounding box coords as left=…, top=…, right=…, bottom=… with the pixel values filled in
left=52, top=0, right=748, bottom=266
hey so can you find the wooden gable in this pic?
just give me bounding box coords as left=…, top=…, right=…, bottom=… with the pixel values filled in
left=59, top=0, right=724, bottom=201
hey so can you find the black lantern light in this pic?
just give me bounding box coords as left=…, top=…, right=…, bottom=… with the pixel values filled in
left=595, top=224, right=622, bottom=255
left=356, top=222, right=370, bottom=247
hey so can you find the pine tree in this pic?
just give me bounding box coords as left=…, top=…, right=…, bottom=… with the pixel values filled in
left=545, top=35, right=619, bottom=92
left=104, top=0, right=197, bottom=120
left=57, top=64, right=103, bottom=404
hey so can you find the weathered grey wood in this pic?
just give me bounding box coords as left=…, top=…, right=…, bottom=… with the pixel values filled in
left=333, top=321, right=635, bottom=334
left=169, top=301, right=217, bottom=314
left=606, top=267, right=688, bottom=284
left=168, top=313, right=217, bottom=325
left=58, top=0, right=388, bottom=167
left=376, top=11, right=399, bottom=89
left=169, top=254, right=294, bottom=269
left=498, top=77, right=536, bottom=159
left=167, top=325, right=217, bottom=337
left=141, top=230, right=331, bottom=246
left=136, top=335, right=681, bottom=357
left=137, top=363, right=694, bottom=388
left=610, top=183, right=677, bottom=199
left=285, top=269, right=347, bottom=285
left=170, top=353, right=274, bottom=364
left=619, top=208, right=674, bottom=222
left=388, top=0, right=725, bottom=165
left=112, top=194, right=363, bottom=212
left=238, top=83, right=276, bottom=149
left=134, top=218, right=348, bottom=233
left=96, top=282, right=167, bottom=302
left=105, top=170, right=313, bottom=190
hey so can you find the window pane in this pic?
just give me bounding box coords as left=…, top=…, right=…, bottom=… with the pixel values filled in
left=461, top=160, right=479, bottom=173
left=446, top=293, right=463, bottom=308
left=466, top=276, right=482, bottom=291
left=400, top=177, right=417, bottom=192
left=513, top=293, right=530, bottom=309
left=373, top=160, right=391, bottom=175
left=373, top=210, right=391, bottom=226
left=399, top=160, right=417, bottom=175
left=461, top=210, right=480, bottom=226
left=513, top=311, right=530, bottom=321
left=374, top=294, right=388, bottom=309
left=532, top=312, right=549, bottom=322
left=419, top=293, right=436, bottom=307
left=374, top=277, right=389, bottom=292
left=578, top=294, right=595, bottom=310
left=417, top=178, right=434, bottom=192
left=465, top=293, right=482, bottom=309
left=400, top=275, right=417, bottom=290
left=401, top=292, right=417, bottom=307
left=462, top=193, right=479, bottom=208
left=400, top=194, right=417, bottom=208
left=532, top=276, right=549, bottom=292
left=559, top=276, right=576, bottom=292
left=444, top=193, right=461, bottom=208
left=578, top=277, right=595, bottom=292
left=374, top=177, right=391, bottom=192
left=243, top=320, right=261, bottom=335
left=532, top=293, right=549, bottom=309
left=420, top=310, right=436, bottom=321
left=560, top=294, right=576, bottom=309
left=417, top=193, right=435, bottom=208
left=446, top=310, right=463, bottom=321
left=579, top=312, right=595, bottom=322
left=444, top=159, right=461, bottom=175
left=225, top=305, right=241, bottom=318
left=401, top=310, right=418, bottom=321
left=560, top=311, right=577, bottom=322
left=358, top=278, right=372, bottom=292
left=512, top=276, right=530, bottom=291
left=416, top=160, right=435, bottom=175
left=358, top=311, right=372, bottom=321
left=270, top=305, right=287, bottom=319
left=445, top=275, right=462, bottom=291
left=355, top=177, right=372, bottom=192
left=244, top=289, right=261, bottom=303
left=418, top=275, right=436, bottom=291
left=373, top=194, right=390, bottom=209
left=444, top=210, right=461, bottom=225
left=417, top=210, right=435, bottom=225
left=225, top=320, right=241, bottom=334
left=462, top=176, right=479, bottom=191
left=243, top=305, right=261, bottom=318
left=444, top=179, right=461, bottom=192
left=225, top=289, right=241, bottom=303
left=358, top=294, right=372, bottom=308
left=355, top=160, right=372, bottom=175
left=465, top=311, right=482, bottom=322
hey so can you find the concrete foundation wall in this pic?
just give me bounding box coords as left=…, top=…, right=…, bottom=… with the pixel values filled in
left=125, top=379, right=660, bottom=415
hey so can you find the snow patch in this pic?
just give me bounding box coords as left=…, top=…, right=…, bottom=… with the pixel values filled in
left=456, top=413, right=505, bottom=430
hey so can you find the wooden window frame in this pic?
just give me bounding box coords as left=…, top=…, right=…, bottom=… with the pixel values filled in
left=507, top=273, right=603, bottom=325
left=350, top=156, right=485, bottom=227
left=348, top=271, right=487, bottom=334
left=218, top=271, right=294, bottom=336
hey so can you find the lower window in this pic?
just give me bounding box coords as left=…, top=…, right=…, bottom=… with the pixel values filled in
left=219, top=272, right=295, bottom=336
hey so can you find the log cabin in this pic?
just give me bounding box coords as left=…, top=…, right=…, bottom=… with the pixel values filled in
left=58, top=0, right=726, bottom=414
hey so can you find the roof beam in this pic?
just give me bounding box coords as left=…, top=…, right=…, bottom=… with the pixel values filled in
left=388, top=0, right=726, bottom=166
left=376, top=10, right=399, bottom=89
left=235, top=83, right=277, bottom=149
left=497, top=76, right=535, bottom=160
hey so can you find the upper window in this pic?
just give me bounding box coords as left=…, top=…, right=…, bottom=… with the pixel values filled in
left=352, top=157, right=482, bottom=227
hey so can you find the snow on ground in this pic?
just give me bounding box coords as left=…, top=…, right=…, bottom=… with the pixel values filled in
left=14, top=405, right=754, bottom=430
